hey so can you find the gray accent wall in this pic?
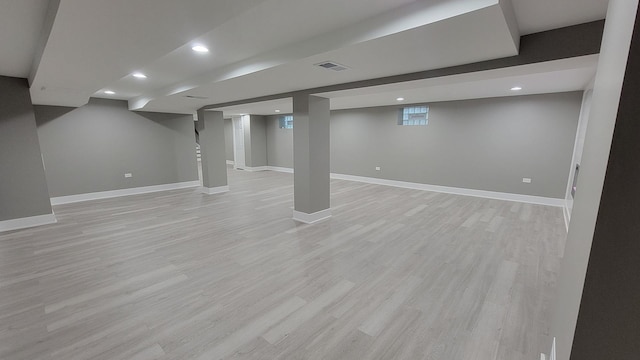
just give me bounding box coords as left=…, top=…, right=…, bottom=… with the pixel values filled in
left=35, top=98, right=198, bottom=197
left=266, top=114, right=294, bottom=168
left=266, top=92, right=582, bottom=199
left=0, top=76, right=53, bottom=221
left=247, top=115, right=267, bottom=168
left=224, top=118, right=234, bottom=162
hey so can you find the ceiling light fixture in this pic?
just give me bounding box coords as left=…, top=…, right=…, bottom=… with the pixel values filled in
left=132, top=72, right=147, bottom=79
left=192, top=45, right=209, bottom=53
left=396, top=97, right=405, bottom=101
left=511, top=86, right=523, bottom=91
left=104, top=90, right=115, bottom=95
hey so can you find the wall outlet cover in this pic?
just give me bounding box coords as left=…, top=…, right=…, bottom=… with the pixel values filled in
left=523, top=178, right=532, bottom=183
left=124, top=173, right=133, bottom=178
left=375, top=167, right=381, bottom=171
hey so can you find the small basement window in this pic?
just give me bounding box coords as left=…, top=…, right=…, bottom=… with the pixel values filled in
left=399, top=106, right=429, bottom=126
left=279, top=115, right=293, bottom=129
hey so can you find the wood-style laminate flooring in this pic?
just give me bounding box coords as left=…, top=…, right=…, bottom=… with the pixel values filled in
left=0, top=168, right=566, bottom=360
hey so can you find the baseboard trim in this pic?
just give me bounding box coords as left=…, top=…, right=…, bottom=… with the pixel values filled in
left=266, top=166, right=294, bottom=173
left=0, top=213, right=57, bottom=233
left=226, top=160, right=235, bottom=165
left=265, top=167, right=564, bottom=207
left=563, top=203, right=571, bottom=232
left=200, top=185, right=230, bottom=195
left=244, top=166, right=269, bottom=172
left=293, top=208, right=332, bottom=224
left=50, top=181, right=200, bottom=205
left=330, top=173, right=565, bottom=207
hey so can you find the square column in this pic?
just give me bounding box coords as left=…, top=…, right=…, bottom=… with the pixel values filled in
left=292, top=94, right=331, bottom=223
left=196, top=109, right=228, bottom=194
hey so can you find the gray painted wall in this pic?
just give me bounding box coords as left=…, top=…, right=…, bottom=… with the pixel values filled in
left=266, top=92, right=581, bottom=198
left=266, top=114, right=294, bottom=168
left=224, top=118, right=234, bottom=162
left=35, top=98, right=198, bottom=197
left=0, top=76, right=53, bottom=221
left=248, top=115, right=267, bottom=167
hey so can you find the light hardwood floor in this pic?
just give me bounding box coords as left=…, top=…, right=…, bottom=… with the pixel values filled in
left=0, top=168, right=566, bottom=360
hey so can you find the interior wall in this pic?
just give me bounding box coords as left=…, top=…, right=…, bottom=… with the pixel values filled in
left=0, top=76, right=53, bottom=221
left=550, top=0, right=639, bottom=359
left=266, top=114, right=294, bottom=168
left=248, top=115, right=267, bottom=168
left=266, top=92, right=581, bottom=198
left=224, top=118, right=234, bottom=162
left=564, top=89, right=593, bottom=221
left=35, top=98, right=198, bottom=197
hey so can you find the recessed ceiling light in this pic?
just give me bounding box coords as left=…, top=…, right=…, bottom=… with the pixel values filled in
left=511, top=86, right=522, bottom=91
left=275, top=109, right=281, bottom=113
left=132, top=72, right=147, bottom=79
left=104, top=90, right=115, bottom=95
left=396, top=97, right=405, bottom=101
left=192, top=45, right=209, bottom=53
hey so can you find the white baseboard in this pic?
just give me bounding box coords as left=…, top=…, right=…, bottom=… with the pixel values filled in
left=264, top=167, right=564, bottom=207
left=293, top=208, right=332, bottom=224
left=330, top=173, right=565, bottom=207
left=50, top=181, right=200, bottom=205
left=200, top=185, right=229, bottom=195
left=244, top=166, right=269, bottom=172
left=0, top=213, right=57, bottom=233
left=266, top=166, right=294, bottom=173
left=563, top=203, right=571, bottom=232
left=226, top=160, right=234, bottom=165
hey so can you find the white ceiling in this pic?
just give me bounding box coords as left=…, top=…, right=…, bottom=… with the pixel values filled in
left=0, top=0, right=609, bottom=112
left=0, top=0, right=49, bottom=78
left=511, top=0, right=609, bottom=35
left=212, top=55, right=598, bottom=117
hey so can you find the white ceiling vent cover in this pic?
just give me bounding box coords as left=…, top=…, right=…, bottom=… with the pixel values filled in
left=315, top=61, right=349, bottom=72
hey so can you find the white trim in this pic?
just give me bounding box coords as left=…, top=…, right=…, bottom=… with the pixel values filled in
left=50, top=181, right=200, bottom=205
left=550, top=338, right=556, bottom=360
left=264, top=167, right=564, bottom=207
left=266, top=166, right=294, bottom=173
left=330, top=173, right=565, bottom=207
left=293, top=208, right=332, bottom=224
left=226, top=160, right=234, bottom=165
left=200, top=185, right=229, bottom=195
left=0, top=213, right=57, bottom=233
left=563, top=203, right=571, bottom=232
left=244, top=166, right=269, bottom=172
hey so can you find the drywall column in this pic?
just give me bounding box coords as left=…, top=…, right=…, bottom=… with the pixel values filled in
left=569, top=3, right=640, bottom=359
left=244, top=115, right=268, bottom=169
left=292, top=94, right=331, bottom=224
left=549, top=1, right=639, bottom=359
left=196, top=109, right=228, bottom=194
left=0, top=76, right=55, bottom=232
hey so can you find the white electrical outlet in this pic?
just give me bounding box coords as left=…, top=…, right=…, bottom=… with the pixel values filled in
left=523, top=177, right=532, bottom=183
left=124, top=173, right=133, bottom=178
left=375, top=166, right=381, bottom=171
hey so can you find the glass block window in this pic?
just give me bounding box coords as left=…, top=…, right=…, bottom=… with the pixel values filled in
left=399, top=106, right=429, bottom=126
left=279, top=115, right=293, bottom=129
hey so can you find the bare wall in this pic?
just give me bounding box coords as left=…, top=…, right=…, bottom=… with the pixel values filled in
left=266, top=92, right=582, bottom=198
left=35, top=98, right=198, bottom=197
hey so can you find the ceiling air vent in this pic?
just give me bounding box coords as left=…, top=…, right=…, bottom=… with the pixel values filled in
left=184, top=95, right=209, bottom=100
left=315, top=61, right=349, bottom=72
